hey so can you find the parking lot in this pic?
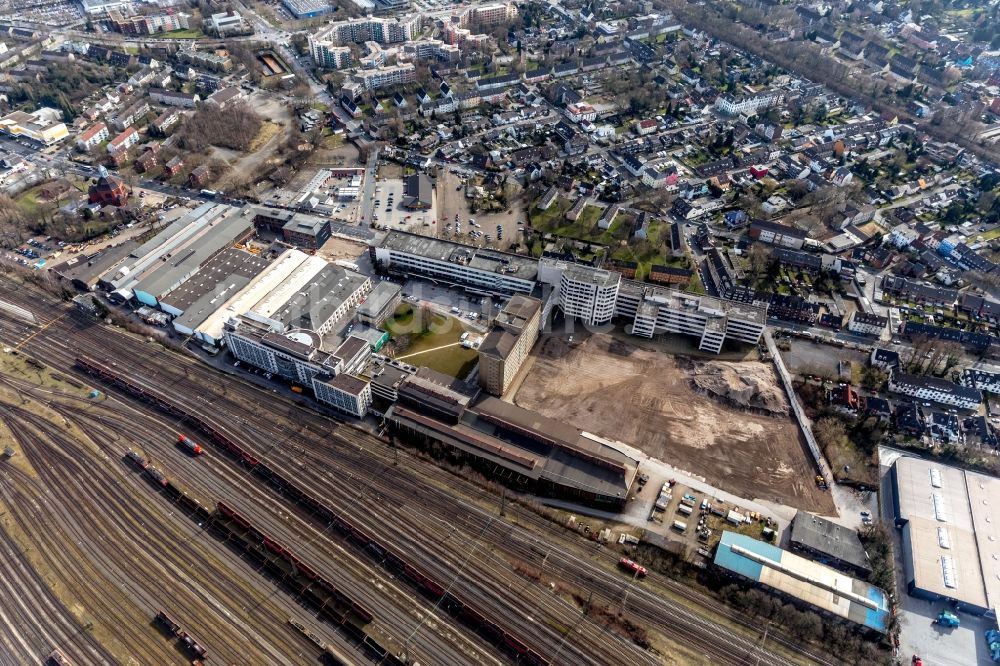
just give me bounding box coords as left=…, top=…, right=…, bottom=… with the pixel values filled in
left=373, top=178, right=437, bottom=233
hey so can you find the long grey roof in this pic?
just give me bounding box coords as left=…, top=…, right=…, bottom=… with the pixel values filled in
left=131, top=209, right=253, bottom=301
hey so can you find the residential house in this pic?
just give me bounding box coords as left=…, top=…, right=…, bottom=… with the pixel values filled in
left=848, top=311, right=887, bottom=337
left=888, top=370, right=982, bottom=410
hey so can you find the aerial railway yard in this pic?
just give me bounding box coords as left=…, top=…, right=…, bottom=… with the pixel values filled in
left=0, top=280, right=834, bottom=666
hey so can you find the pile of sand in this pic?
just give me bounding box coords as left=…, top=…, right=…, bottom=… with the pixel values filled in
left=688, top=360, right=789, bottom=416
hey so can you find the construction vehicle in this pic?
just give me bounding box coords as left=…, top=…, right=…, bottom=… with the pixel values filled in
left=815, top=475, right=828, bottom=490
left=934, top=611, right=960, bottom=628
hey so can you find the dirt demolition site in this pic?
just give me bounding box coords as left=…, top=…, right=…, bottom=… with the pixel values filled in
left=514, top=334, right=835, bottom=514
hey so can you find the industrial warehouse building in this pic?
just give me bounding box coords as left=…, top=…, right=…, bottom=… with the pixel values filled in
left=478, top=294, right=541, bottom=396
left=713, top=531, right=890, bottom=634
left=101, top=203, right=254, bottom=306
left=788, top=512, right=872, bottom=578
left=50, top=240, right=140, bottom=292
left=386, top=368, right=638, bottom=508
left=889, top=456, right=999, bottom=618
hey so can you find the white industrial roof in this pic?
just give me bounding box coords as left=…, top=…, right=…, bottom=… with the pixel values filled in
left=247, top=254, right=328, bottom=319
left=894, top=456, right=999, bottom=613
left=194, top=248, right=310, bottom=342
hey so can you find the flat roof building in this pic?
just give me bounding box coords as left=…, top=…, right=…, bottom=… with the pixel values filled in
left=372, top=231, right=538, bottom=296
left=615, top=280, right=766, bottom=353
left=357, top=281, right=402, bottom=328
left=890, top=456, right=999, bottom=617
left=537, top=259, right=620, bottom=327
left=714, top=531, right=890, bottom=633
left=189, top=248, right=311, bottom=346
left=268, top=264, right=371, bottom=336
left=386, top=370, right=638, bottom=509
left=168, top=249, right=272, bottom=337
left=789, top=511, right=872, bottom=578
left=50, top=240, right=140, bottom=292
left=130, top=208, right=255, bottom=314
left=478, top=294, right=542, bottom=397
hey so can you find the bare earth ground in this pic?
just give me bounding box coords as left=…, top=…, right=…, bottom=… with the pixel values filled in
left=316, top=236, right=367, bottom=263
left=514, top=334, right=835, bottom=512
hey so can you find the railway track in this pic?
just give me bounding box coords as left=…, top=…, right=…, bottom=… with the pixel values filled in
left=0, top=281, right=837, bottom=666
left=55, top=400, right=499, bottom=666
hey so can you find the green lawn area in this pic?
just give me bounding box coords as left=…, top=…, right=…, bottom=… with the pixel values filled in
left=15, top=189, right=44, bottom=218
left=165, top=28, right=204, bottom=39
left=532, top=203, right=617, bottom=245
left=384, top=304, right=479, bottom=378
left=980, top=227, right=1000, bottom=241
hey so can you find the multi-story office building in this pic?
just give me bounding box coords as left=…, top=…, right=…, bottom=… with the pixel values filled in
left=478, top=295, right=542, bottom=396
left=372, top=231, right=538, bottom=296
left=357, top=282, right=402, bottom=327
left=888, top=370, right=982, bottom=409
left=537, top=259, right=620, bottom=327
left=615, top=281, right=766, bottom=353
left=225, top=315, right=339, bottom=386
left=313, top=373, right=372, bottom=417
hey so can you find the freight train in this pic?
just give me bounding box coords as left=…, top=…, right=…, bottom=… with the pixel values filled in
left=76, top=356, right=551, bottom=666
left=46, top=649, right=72, bottom=666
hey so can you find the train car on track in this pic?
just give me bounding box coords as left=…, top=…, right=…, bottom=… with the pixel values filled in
left=46, top=649, right=72, bottom=665
left=618, top=557, right=648, bottom=577
left=145, top=466, right=168, bottom=487
left=177, top=631, right=207, bottom=659
left=125, top=450, right=148, bottom=469
left=176, top=434, right=204, bottom=456
left=154, top=610, right=181, bottom=636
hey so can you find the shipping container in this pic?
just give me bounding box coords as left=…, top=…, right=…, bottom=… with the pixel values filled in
left=671, top=520, right=687, bottom=532
left=678, top=504, right=693, bottom=516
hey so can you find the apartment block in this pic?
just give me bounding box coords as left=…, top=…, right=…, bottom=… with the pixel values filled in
left=354, top=64, right=416, bottom=91
left=76, top=122, right=108, bottom=151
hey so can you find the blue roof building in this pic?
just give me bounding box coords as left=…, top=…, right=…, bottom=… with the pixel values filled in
left=713, top=531, right=890, bottom=633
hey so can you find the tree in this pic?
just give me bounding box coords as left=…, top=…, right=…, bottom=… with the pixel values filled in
left=746, top=243, right=773, bottom=281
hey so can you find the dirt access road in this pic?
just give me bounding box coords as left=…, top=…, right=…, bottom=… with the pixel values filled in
left=514, top=333, right=835, bottom=513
